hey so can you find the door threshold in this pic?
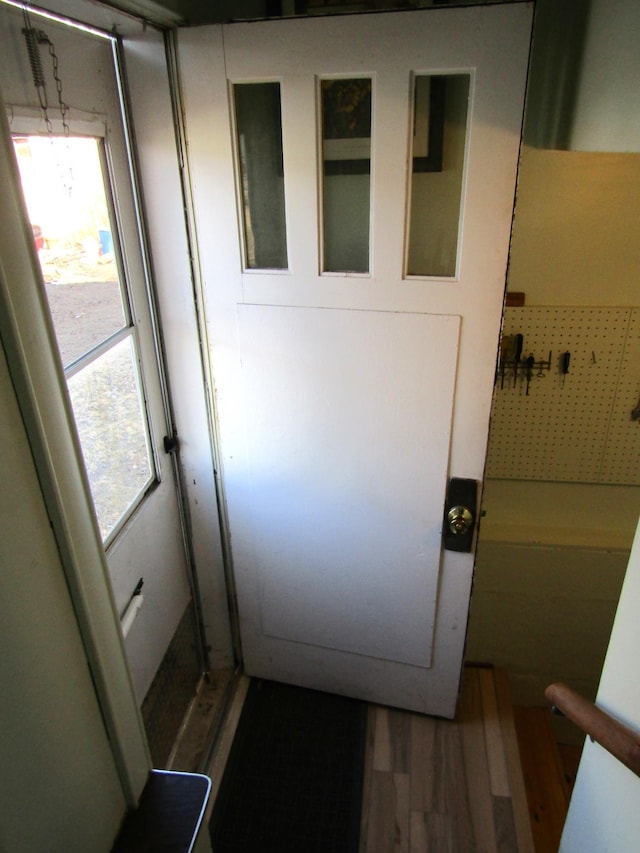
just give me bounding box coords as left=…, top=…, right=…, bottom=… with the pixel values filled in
left=198, top=671, right=250, bottom=826
left=166, top=668, right=241, bottom=773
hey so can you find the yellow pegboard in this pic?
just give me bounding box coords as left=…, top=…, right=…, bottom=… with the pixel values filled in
left=486, top=307, right=639, bottom=484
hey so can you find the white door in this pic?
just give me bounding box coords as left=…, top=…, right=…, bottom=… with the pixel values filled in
left=179, top=4, right=532, bottom=716
left=0, top=5, right=194, bottom=702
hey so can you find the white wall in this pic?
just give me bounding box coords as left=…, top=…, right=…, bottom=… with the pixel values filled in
left=570, top=0, right=640, bottom=153
left=559, top=518, right=640, bottom=851
left=0, top=339, right=126, bottom=853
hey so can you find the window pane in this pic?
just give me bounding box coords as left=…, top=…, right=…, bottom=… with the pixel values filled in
left=321, top=78, right=371, bottom=273
left=406, top=74, right=470, bottom=277
left=68, top=337, right=153, bottom=540
left=12, top=135, right=127, bottom=366
left=234, top=82, right=288, bottom=270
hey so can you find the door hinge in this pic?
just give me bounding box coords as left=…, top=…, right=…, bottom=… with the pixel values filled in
left=163, top=434, right=179, bottom=454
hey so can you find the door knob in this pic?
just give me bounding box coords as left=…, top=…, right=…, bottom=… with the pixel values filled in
left=442, top=477, right=478, bottom=552
left=447, top=505, right=473, bottom=535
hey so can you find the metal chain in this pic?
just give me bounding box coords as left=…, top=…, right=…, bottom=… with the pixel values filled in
left=24, top=16, right=74, bottom=193
left=40, top=32, right=74, bottom=193
left=22, top=9, right=54, bottom=135
left=46, top=38, right=70, bottom=139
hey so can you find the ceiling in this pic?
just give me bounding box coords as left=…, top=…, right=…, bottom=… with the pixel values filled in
left=104, top=0, right=491, bottom=28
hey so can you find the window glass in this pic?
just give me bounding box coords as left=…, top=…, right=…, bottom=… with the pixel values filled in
left=320, top=78, right=372, bottom=274
left=13, top=134, right=154, bottom=541
left=233, top=82, right=288, bottom=270
left=68, top=337, right=153, bottom=540
left=406, top=74, right=470, bottom=277
left=13, top=135, right=126, bottom=366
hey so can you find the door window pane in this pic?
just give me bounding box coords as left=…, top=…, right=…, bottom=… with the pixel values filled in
left=68, top=337, right=153, bottom=540
left=406, top=74, right=470, bottom=277
left=233, top=82, right=288, bottom=270
left=12, top=136, right=126, bottom=367
left=13, top=133, right=154, bottom=541
left=321, top=78, right=372, bottom=274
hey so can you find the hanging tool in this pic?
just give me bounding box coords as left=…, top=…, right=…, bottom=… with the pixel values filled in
left=500, top=335, right=512, bottom=389
left=525, top=354, right=535, bottom=395
left=538, top=350, right=552, bottom=377
left=561, top=351, right=571, bottom=387
left=513, top=333, right=523, bottom=387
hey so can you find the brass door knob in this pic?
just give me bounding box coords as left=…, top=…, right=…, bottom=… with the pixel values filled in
left=447, top=506, right=473, bottom=536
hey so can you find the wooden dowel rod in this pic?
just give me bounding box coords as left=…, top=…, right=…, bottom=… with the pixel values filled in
left=545, top=682, right=640, bottom=778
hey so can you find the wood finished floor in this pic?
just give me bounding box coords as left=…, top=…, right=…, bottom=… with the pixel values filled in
left=194, top=666, right=576, bottom=852
left=514, top=707, right=582, bottom=853
left=359, top=666, right=535, bottom=853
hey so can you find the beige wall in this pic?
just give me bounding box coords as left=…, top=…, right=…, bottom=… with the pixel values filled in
left=0, top=340, right=126, bottom=852
left=468, top=146, right=640, bottom=714
left=508, top=147, right=640, bottom=307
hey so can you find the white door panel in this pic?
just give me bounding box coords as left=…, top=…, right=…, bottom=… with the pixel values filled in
left=237, top=305, right=459, bottom=667
left=107, top=486, right=191, bottom=702
left=179, top=4, right=532, bottom=715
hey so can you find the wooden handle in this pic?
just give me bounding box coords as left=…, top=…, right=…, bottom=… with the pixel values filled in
left=545, top=682, right=640, bottom=778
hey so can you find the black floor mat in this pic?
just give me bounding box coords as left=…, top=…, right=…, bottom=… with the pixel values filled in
left=209, top=678, right=368, bottom=853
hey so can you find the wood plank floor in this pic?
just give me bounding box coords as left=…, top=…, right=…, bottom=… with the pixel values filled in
left=196, top=667, right=544, bottom=853
left=359, top=665, right=534, bottom=852
left=513, top=707, right=582, bottom=853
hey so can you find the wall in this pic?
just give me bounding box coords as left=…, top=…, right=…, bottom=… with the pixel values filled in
left=467, top=145, right=640, bottom=711
left=509, top=0, right=640, bottom=152
left=467, top=481, right=634, bottom=709
left=507, top=148, right=640, bottom=306
left=570, top=0, right=640, bottom=153
left=559, top=518, right=640, bottom=851
left=0, top=338, right=126, bottom=852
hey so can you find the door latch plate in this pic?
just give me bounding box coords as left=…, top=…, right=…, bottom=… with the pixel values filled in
left=442, top=477, right=478, bottom=552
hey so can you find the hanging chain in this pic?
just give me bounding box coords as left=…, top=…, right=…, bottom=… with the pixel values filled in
left=45, top=37, right=71, bottom=139
left=22, top=9, right=53, bottom=134
left=22, top=7, right=73, bottom=190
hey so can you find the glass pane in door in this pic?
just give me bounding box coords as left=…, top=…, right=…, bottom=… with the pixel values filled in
left=320, top=78, right=372, bottom=273
left=68, top=336, right=153, bottom=540
left=233, top=82, right=288, bottom=270
left=406, top=74, right=470, bottom=277
left=12, top=135, right=127, bottom=367
left=13, top=133, right=154, bottom=541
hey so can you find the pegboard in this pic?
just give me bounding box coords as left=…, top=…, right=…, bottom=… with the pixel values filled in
left=486, top=307, right=640, bottom=485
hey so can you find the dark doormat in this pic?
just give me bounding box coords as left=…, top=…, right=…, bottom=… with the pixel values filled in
left=209, top=678, right=368, bottom=853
